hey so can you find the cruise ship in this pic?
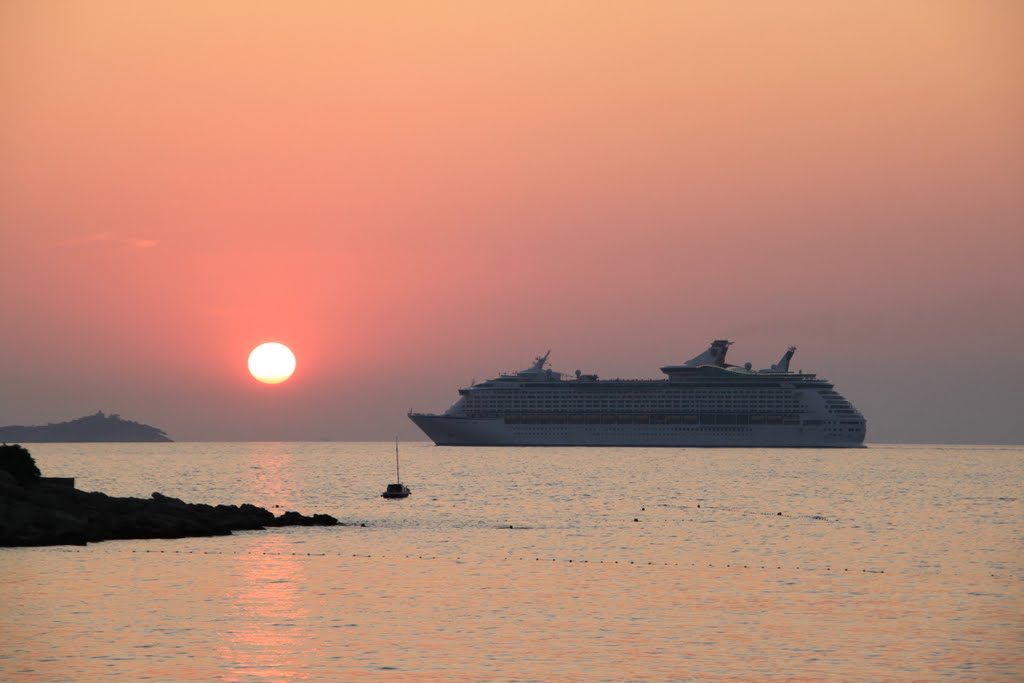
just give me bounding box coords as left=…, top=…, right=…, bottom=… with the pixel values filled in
left=409, top=341, right=866, bottom=447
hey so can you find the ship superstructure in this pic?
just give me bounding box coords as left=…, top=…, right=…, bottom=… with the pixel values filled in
left=409, top=341, right=866, bottom=447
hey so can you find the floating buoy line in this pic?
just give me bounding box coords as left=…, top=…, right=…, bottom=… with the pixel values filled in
left=31, top=503, right=887, bottom=575
left=35, top=546, right=899, bottom=576
left=47, top=501, right=1021, bottom=577
left=680, top=503, right=838, bottom=522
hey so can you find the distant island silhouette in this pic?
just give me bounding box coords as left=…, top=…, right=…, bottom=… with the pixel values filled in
left=0, top=411, right=172, bottom=442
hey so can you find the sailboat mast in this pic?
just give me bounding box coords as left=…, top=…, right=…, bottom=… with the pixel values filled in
left=395, top=436, right=400, bottom=483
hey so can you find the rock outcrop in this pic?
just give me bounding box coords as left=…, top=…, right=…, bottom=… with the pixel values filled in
left=0, top=445, right=339, bottom=547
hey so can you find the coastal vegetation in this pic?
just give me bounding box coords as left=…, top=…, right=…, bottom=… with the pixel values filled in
left=0, top=444, right=41, bottom=485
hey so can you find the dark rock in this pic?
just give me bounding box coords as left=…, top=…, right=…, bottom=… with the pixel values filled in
left=0, top=461, right=340, bottom=547
left=312, top=513, right=337, bottom=525
left=268, top=510, right=339, bottom=527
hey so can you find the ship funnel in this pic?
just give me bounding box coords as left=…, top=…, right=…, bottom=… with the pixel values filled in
left=684, top=339, right=732, bottom=367
left=762, top=346, right=796, bottom=373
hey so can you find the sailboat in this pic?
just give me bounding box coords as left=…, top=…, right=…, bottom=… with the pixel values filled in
left=381, top=437, right=411, bottom=499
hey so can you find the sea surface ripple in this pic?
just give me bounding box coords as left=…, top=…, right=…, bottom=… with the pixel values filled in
left=2, top=443, right=1021, bottom=682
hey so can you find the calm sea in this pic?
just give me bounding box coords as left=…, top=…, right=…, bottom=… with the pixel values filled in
left=2, top=443, right=1021, bottom=682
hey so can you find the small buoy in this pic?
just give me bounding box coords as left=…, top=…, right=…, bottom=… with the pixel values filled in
left=641, top=507, right=645, bottom=511
left=777, top=512, right=782, bottom=516
left=633, top=518, right=639, bottom=522
left=697, top=504, right=700, bottom=508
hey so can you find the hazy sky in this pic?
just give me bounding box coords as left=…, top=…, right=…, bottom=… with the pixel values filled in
left=2, top=1, right=1021, bottom=442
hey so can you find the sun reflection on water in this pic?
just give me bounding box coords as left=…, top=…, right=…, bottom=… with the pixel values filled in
left=219, top=535, right=313, bottom=682
left=219, top=446, right=317, bottom=681
left=243, top=444, right=297, bottom=511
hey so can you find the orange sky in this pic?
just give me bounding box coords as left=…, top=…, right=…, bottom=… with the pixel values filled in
left=1, top=1, right=1022, bottom=441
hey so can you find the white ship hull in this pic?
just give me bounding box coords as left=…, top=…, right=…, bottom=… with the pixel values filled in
left=409, top=414, right=865, bottom=448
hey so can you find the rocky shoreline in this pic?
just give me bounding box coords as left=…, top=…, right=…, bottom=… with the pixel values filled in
left=0, top=444, right=339, bottom=547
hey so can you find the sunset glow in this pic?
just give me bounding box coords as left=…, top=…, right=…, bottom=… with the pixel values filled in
left=248, top=343, right=296, bottom=385
left=0, top=2, right=1020, bottom=441
left=1, top=4, right=1020, bottom=681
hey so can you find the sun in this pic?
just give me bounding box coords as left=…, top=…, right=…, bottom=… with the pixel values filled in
left=248, top=342, right=296, bottom=384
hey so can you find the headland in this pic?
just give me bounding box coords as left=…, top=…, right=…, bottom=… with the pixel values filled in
left=0, top=444, right=338, bottom=547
